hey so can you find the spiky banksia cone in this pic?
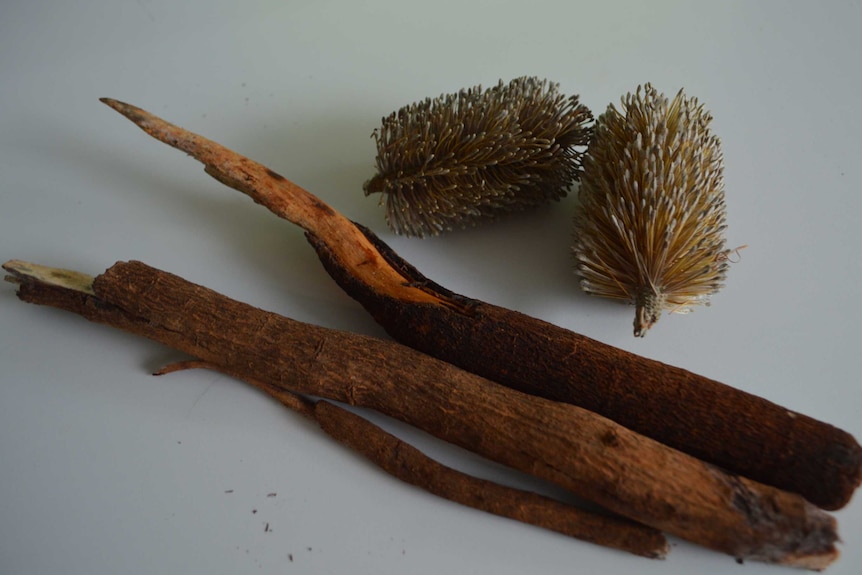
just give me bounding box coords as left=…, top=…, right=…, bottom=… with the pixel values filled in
left=572, top=84, right=730, bottom=337
left=364, top=77, right=593, bottom=237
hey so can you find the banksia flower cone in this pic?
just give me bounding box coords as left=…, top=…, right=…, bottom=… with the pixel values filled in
left=364, top=77, right=593, bottom=237
left=572, top=84, right=730, bottom=337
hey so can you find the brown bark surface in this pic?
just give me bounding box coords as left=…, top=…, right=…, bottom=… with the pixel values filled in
left=3, top=259, right=840, bottom=569
left=313, top=226, right=862, bottom=512
left=156, top=360, right=667, bottom=558
left=98, top=98, right=862, bottom=511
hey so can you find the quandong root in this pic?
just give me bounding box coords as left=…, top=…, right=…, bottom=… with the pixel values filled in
left=153, top=360, right=668, bottom=559
left=99, top=98, right=862, bottom=511
left=2, top=259, right=840, bottom=568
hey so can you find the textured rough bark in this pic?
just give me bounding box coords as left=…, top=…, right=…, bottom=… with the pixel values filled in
left=154, top=360, right=667, bottom=559
left=98, top=97, right=862, bottom=511
left=311, top=226, right=862, bottom=513
left=3, top=260, right=840, bottom=569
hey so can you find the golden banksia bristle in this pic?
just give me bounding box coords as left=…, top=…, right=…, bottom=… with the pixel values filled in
left=572, top=84, right=731, bottom=337
left=364, top=77, right=593, bottom=237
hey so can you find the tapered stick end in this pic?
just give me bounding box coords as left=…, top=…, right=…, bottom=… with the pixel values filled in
left=3, top=260, right=96, bottom=294
left=99, top=97, right=151, bottom=127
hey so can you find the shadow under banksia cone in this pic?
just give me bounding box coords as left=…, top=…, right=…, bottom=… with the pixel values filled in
left=364, top=77, right=593, bottom=237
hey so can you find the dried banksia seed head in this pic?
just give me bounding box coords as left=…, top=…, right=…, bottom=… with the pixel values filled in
left=364, top=77, right=593, bottom=237
left=572, top=84, right=730, bottom=337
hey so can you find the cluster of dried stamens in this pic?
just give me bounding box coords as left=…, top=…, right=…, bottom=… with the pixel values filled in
left=366, top=79, right=732, bottom=336
left=364, top=77, right=592, bottom=237
left=572, top=84, right=729, bottom=336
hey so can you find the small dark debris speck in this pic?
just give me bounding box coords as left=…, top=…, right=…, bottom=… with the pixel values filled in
left=252, top=509, right=258, bottom=514
left=224, top=489, right=234, bottom=494
left=288, top=554, right=293, bottom=562
left=265, top=522, right=270, bottom=532
left=267, top=492, right=277, bottom=498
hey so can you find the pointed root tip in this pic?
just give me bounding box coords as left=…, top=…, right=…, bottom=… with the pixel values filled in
left=99, top=97, right=123, bottom=110
left=2, top=260, right=95, bottom=294
left=3, top=259, right=27, bottom=276
left=99, top=97, right=149, bottom=125
left=3, top=259, right=28, bottom=285
left=3, top=259, right=45, bottom=283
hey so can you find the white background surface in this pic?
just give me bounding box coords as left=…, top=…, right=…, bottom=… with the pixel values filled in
left=1, top=1, right=860, bottom=573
